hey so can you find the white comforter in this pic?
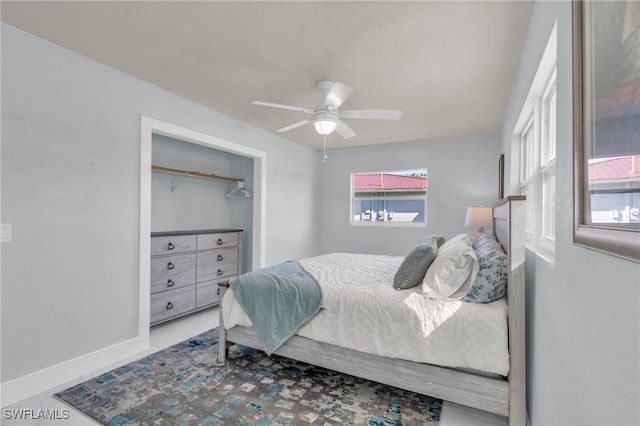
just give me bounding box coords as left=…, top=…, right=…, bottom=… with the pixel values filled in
left=222, top=252, right=509, bottom=376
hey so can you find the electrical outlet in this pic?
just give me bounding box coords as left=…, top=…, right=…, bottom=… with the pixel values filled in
left=1, top=223, right=12, bottom=243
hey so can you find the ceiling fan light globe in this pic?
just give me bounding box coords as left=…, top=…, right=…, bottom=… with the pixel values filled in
left=314, top=120, right=337, bottom=136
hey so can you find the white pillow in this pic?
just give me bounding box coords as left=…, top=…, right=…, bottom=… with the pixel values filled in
left=422, top=234, right=479, bottom=299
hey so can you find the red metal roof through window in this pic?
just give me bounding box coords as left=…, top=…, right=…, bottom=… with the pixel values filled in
left=354, top=173, right=427, bottom=191
left=589, top=155, right=640, bottom=181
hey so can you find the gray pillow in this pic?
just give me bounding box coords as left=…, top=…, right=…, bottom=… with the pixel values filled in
left=393, top=234, right=445, bottom=290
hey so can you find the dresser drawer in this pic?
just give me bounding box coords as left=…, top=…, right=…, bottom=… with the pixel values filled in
left=149, top=229, right=241, bottom=326
left=150, top=286, right=195, bottom=324
left=197, top=248, right=239, bottom=282
left=150, top=253, right=196, bottom=294
left=151, top=235, right=196, bottom=256
left=197, top=232, right=239, bottom=250
left=196, top=276, right=235, bottom=308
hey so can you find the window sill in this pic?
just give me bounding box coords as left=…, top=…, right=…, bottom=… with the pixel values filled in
left=350, top=221, right=427, bottom=228
left=525, top=244, right=555, bottom=265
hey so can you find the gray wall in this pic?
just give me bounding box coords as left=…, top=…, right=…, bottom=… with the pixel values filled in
left=501, top=2, right=640, bottom=424
left=319, top=136, right=500, bottom=256
left=1, top=24, right=319, bottom=382
left=151, top=134, right=254, bottom=271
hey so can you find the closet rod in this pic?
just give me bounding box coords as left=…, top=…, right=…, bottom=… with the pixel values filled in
left=151, top=165, right=243, bottom=183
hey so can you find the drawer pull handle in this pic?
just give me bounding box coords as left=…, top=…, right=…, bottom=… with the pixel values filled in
left=167, top=242, right=175, bottom=250
left=167, top=279, right=175, bottom=287
left=217, top=238, right=223, bottom=245
left=217, top=254, right=224, bottom=261
left=166, top=302, right=174, bottom=310
left=167, top=262, right=175, bottom=270
left=217, top=269, right=224, bottom=276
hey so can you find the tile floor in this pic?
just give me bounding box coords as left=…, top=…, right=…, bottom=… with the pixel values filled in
left=1, top=309, right=506, bottom=425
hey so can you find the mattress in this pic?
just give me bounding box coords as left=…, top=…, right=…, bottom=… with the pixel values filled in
left=222, top=252, right=509, bottom=376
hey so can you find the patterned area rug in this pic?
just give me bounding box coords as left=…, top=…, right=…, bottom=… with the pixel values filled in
left=56, top=329, right=441, bottom=425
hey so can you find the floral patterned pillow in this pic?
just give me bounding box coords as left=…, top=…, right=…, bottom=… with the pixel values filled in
left=463, top=234, right=508, bottom=303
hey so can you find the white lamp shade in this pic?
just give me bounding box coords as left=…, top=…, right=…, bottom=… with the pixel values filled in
left=313, top=120, right=338, bottom=136
left=464, top=206, right=493, bottom=227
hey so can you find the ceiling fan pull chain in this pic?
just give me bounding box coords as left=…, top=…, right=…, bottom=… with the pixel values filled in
left=323, top=135, right=328, bottom=163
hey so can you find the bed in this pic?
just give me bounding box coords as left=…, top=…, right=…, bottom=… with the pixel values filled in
left=215, top=196, right=526, bottom=425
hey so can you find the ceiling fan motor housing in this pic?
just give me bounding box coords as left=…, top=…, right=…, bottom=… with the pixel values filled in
left=312, top=108, right=339, bottom=124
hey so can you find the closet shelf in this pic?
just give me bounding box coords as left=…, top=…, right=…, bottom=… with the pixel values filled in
left=152, top=165, right=243, bottom=184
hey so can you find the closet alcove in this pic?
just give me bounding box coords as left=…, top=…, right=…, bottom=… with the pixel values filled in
left=150, top=134, right=253, bottom=324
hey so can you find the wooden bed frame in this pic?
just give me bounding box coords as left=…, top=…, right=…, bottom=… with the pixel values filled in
left=216, top=196, right=526, bottom=425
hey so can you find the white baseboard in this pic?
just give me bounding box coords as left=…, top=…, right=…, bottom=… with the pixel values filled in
left=1, top=334, right=149, bottom=408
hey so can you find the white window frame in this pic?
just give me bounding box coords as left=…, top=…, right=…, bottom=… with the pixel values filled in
left=513, top=24, right=557, bottom=258
left=519, top=116, right=537, bottom=244
left=541, top=75, right=557, bottom=168
left=350, top=169, right=428, bottom=228
left=540, top=71, right=557, bottom=250
left=517, top=70, right=556, bottom=252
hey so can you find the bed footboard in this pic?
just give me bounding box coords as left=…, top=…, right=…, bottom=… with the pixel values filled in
left=216, top=281, right=508, bottom=415
left=224, top=325, right=510, bottom=417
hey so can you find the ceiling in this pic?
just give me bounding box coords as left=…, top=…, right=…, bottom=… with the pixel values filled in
left=1, top=1, right=533, bottom=151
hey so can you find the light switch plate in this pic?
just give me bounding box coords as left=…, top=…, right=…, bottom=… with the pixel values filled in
left=1, top=223, right=12, bottom=243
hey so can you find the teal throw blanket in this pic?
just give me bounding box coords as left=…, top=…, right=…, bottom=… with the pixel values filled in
left=230, top=261, right=325, bottom=355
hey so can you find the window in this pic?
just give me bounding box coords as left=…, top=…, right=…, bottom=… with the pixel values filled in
left=519, top=117, right=536, bottom=243
left=514, top=23, right=557, bottom=254
left=517, top=69, right=557, bottom=251
left=350, top=169, right=427, bottom=226
left=517, top=72, right=557, bottom=251
left=540, top=75, right=557, bottom=248
left=572, top=0, right=639, bottom=262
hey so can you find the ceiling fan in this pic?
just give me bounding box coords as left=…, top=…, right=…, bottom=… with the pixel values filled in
left=252, top=81, right=402, bottom=139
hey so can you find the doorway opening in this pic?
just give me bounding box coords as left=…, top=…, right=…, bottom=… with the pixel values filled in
left=138, top=116, right=266, bottom=343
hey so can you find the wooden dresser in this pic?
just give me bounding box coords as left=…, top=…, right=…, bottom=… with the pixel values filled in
left=150, top=229, right=242, bottom=326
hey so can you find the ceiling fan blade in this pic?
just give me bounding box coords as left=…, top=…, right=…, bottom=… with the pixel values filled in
left=341, top=109, right=402, bottom=120
left=252, top=101, right=313, bottom=115
left=322, top=81, right=353, bottom=108
left=335, top=120, right=356, bottom=139
left=277, top=119, right=311, bottom=133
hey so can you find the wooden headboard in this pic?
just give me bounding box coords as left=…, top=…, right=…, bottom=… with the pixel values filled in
left=493, top=196, right=526, bottom=425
